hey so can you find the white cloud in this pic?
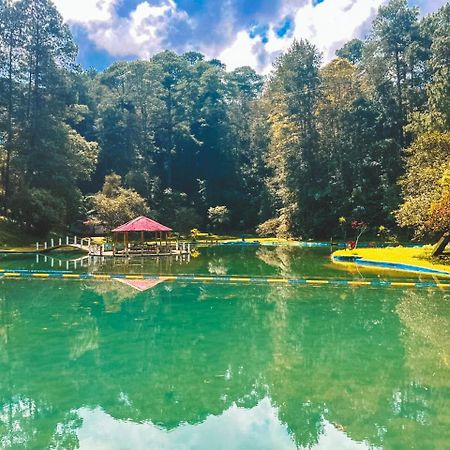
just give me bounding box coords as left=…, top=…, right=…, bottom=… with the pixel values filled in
left=220, top=0, right=448, bottom=72
left=52, top=0, right=448, bottom=73
left=218, top=31, right=260, bottom=72
left=291, top=0, right=385, bottom=61
left=54, top=0, right=189, bottom=59
left=52, top=0, right=117, bottom=24
left=88, top=1, right=185, bottom=58
left=218, top=0, right=385, bottom=72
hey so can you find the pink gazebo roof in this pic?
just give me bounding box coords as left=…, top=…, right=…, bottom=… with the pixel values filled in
left=112, top=216, right=172, bottom=233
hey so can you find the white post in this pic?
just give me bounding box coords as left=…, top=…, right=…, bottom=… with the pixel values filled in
left=66, top=261, right=69, bottom=270
left=74, top=236, right=77, bottom=245
left=59, top=238, right=62, bottom=246
left=51, top=258, right=54, bottom=268
left=36, top=242, right=39, bottom=251
left=66, top=236, right=69, bottom=245
left=188, top=243, right=191, bottom=254
left=44, top=242, right=47, bottom=250
left=50, top=238, right=54, bottom=248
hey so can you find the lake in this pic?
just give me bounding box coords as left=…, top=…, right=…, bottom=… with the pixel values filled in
left=1, top=246, right=449, bottom=449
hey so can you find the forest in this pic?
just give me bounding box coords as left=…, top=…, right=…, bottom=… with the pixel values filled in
left=0, top=0, right=449, bottom=239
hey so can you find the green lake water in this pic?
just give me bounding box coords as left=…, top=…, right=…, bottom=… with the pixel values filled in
left=1, top=246, right=449, bottom=449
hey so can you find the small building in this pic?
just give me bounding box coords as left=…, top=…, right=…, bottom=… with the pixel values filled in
left=111, top=216, right=189, bottom=257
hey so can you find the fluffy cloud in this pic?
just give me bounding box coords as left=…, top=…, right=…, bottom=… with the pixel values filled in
left=54, top=0, right=190, bottom=59
left=52, top=0, right=448, bottom=72
left=52, top=0, right=117, bottom=23
left=218, top=0, right=385, bottom=72
left=291, top=0, right=384, bottom=61
left=221, top=0, right=447, bottom=72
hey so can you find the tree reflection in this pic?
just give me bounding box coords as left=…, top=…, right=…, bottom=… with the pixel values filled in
left=394, top=289, right=450, bottom=448
left=0, top=280, right=449, bottom=448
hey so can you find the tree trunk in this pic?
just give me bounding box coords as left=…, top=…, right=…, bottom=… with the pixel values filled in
left=431, top=233, right=450, bottom=257
left=166, top=85, right=173, bottom=188
left=3, top=30, right=14, bottom=215
left=394, top=46, right=405, bottom=148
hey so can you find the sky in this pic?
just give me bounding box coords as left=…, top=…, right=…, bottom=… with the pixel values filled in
left=51, top=0, right=449, bottom=73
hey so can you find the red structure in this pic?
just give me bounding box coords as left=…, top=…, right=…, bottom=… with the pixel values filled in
left=112, top=216, right=172, bottom=233
left=112, top=216, right=173, bottom=256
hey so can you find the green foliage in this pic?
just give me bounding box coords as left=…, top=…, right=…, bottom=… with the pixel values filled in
left=12, top=188, right=67, bottom=234
left=151, top=188, right=200, bottom=232
left=423, top=4, right=450, bottom=130
left=263, top=39, right=322, bottom=238
left=0, top=217, right=42, bottom=247
left=90, top=174, right=149, bottom=229
left=0, top=0, right=449, bottom=240
left=336, top=39, right=364, bottom=64
left=256, top=217, right=290, bottom=238
left=208, top=206, right=230, bottom=231
left=396, top=131, right=450, bottom=236
left=0, top=0, right=91, bottom=231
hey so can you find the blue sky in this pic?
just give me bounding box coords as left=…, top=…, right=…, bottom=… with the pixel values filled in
left=52, top=0, right=449, bottom=73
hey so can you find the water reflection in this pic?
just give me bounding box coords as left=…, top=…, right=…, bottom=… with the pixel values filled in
left=1, top=245, right=446, bottom=283
left=0, top=270, right=450, bottom=448
left=71, top=399, right=373, bottom=450
left=3, top=245, right=445, bottom=287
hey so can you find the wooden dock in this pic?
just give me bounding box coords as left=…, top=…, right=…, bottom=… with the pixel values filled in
left=33, top=236, right=192, bottom=258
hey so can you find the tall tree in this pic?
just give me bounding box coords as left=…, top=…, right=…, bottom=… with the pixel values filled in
left=422, top=4, right=450, bottom=131
left=366, top=0, right=420, bottom=149
left=0, top=0, right=24, bottom=214
left=8, top=0, right=98, bottom=232
left=261, top=40, right=321, bottom=237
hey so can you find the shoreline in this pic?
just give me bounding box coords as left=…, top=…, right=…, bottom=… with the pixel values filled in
left=332, top=246, right=450, bottom=278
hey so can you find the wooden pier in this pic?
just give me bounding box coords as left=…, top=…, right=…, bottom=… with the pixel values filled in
left=34, top=236, right=192, bottom=258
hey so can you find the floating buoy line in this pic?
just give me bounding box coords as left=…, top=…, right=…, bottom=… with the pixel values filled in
left=0, top=269, right=449, bottom=290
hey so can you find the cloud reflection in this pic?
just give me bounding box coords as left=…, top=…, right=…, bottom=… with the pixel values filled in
left=76, top=398, right=372, bottom=450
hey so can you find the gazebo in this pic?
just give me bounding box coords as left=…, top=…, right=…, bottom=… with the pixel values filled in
left=112, top=216, right=173, bottom=256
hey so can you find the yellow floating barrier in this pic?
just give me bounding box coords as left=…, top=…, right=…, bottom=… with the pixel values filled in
left=267, top=278, right=289, bottom=283
left=1, top=269, right=450, bottom=291
left=348, top=281, right=372, bottom=286
left=32, top=273, right=50, bottom=278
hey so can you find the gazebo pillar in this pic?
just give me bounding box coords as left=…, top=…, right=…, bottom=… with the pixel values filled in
left=123, top=232, right=128, bottom=256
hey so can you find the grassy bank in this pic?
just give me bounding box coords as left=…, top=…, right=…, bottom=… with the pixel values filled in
left=192, top=234, right=297, bottom=245
left=333, top=245, right=450, bottom=274
left=0, top=219, right=44, bottom=251
left=0, top=220, right=299, bottom=253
